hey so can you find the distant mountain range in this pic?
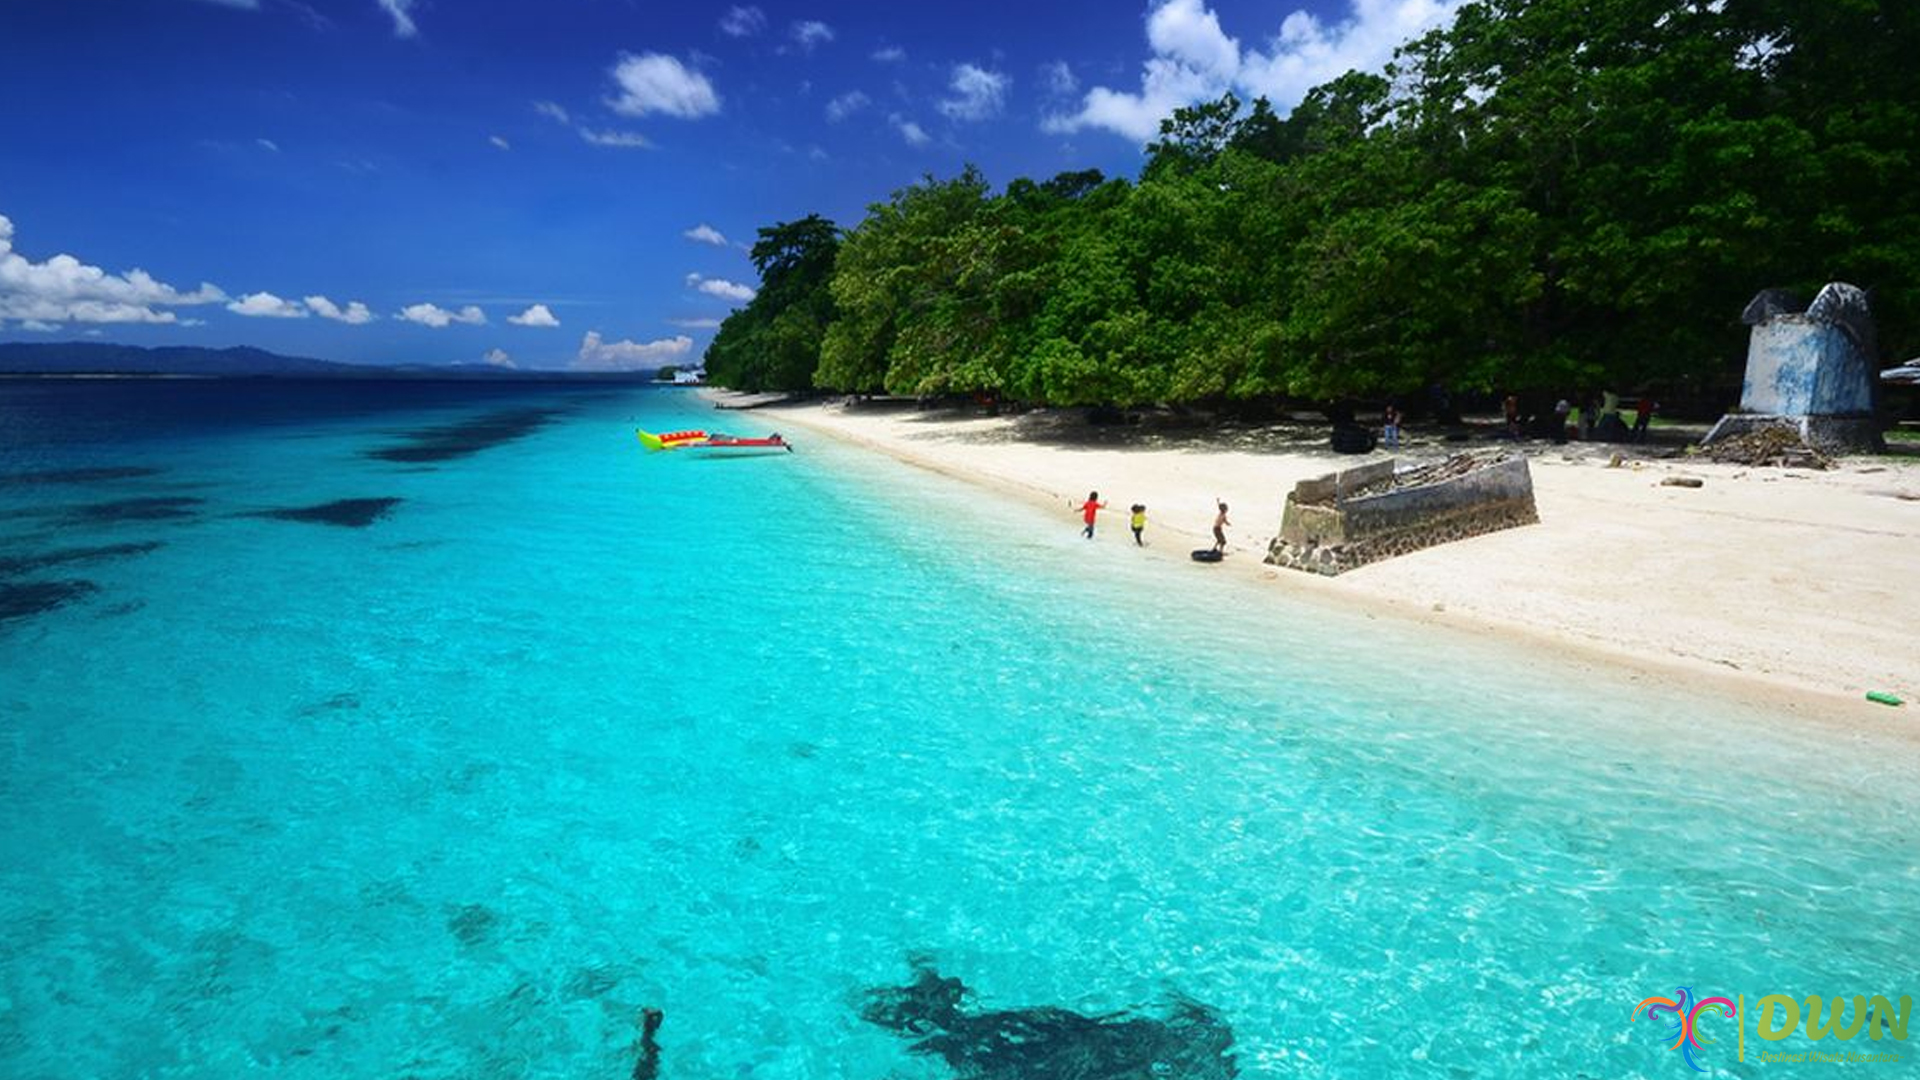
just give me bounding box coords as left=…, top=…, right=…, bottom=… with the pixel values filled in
left=0, top=342, right=661, bottom=381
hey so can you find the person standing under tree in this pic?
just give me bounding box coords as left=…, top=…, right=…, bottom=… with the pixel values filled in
left=1382, top=403, right=1402, bottom=449
left=1077, top=491, right=1107, bottom=539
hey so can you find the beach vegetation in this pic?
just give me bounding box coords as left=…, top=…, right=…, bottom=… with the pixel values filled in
left=709, top=0, right=1920, bottom=411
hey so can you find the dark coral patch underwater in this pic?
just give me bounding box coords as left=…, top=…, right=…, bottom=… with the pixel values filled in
left=860, top=965, right=1238, bottom=1079
left=0, top=465, right=163, bottom=486
left=365, top=407, right=560, bottom=463
left=0, top=580, right=100, bottom=623
left=251, top=498, right=402, bottom=528
left=64, top=496, right=204, bottom=523
left=0, top=541, right=163, bottom=576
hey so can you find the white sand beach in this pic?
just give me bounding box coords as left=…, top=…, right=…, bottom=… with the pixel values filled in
left=713, top=392, right=1920, bottom=727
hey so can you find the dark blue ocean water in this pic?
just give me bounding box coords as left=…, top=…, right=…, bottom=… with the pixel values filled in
left=1, top=378, right=1915, bottom=1079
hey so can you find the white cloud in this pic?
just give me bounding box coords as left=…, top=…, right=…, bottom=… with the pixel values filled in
left=792, top=20, right=835, bottom=51
left=398, top=302, right=486, bottom=328
left=0, top=213, right=226, bottom=327
left=256, top=137, right=280, bottom=152
left=580, top=128, right=652, bottom=148
left=1239, top=0, right=1462, bottom=106
left=377, top=0, right=416, bottom=38
left=685, top=273, right=757, bottom=303
left=608, top=53, right=720, bottom=119
left=483, top=347, right=515, bottom=368
left=572, top=127, right=648, bottom=147
left=1046, top=0, right=1462, bottom=142
left=490, top=135, right=511, bottom=150
left=534, top=100, right=571, bottom=125
left=1043, top=60, right=1078, bottom=97
left=871, top=46, right=906, bottom=63
left=227, top=291, right=309, bottom=318
left=667, top=317, right=723, bottom=329
left=825, top=91, right=871, bottom=122
left=573, top=330, right=694, bottom=372
left=305, top=295, right=375, bottom=323
left=719, top=5, right=767, bottom=37
left=683, top=224, right=729, bottom=246
left=507, top=303, right=560, bottom=327
left=939, top=64, right=1011, bottom=122
left=20, top=319, right=59, bottom=332
left=891, top=114, right=931, bottom=146
left=192, top=0, right=260, bottom=8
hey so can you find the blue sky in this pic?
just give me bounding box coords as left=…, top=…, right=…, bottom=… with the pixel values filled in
left=0, top=0, right=1461, bottom=370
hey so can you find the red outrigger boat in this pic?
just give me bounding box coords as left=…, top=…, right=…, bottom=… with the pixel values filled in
left=698, top=432, right=793, bottom=453
left=635, top=428, right=793, bottom=453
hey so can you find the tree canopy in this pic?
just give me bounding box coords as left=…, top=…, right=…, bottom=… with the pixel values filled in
left=706, top=0, right=1918, bottom=408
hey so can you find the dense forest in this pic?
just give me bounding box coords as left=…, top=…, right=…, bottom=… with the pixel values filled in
left=703, top=0, right=1918, bottom=414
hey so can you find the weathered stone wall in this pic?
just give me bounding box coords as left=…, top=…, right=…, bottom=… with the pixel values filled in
left=1740, top=317, right=1876, bottom=416
left=1266, top=455, right=1538, bottom=576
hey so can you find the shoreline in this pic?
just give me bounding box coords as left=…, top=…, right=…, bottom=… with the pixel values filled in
left=705, top=390, right=1920, bottom=734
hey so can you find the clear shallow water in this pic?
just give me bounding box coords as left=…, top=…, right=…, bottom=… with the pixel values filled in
left=1, top=380, right=1916, bottom=1079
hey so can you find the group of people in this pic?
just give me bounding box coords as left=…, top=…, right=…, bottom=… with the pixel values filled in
left=1501, top=392, right=1658, bottom=443
left=1076, top=493, right=1230, bottom=553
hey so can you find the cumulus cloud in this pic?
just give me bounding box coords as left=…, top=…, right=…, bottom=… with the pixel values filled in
left=1045, top=0, right=1461, bottom=141
left=825, top=91, right=871, bottom=122
left=398, top=302, right=486, bottom=328
left=685, top=273, right=757, bottom=303
left=573, top=330, right=693, bottom=372
left=871, top=46, right=906, bottom=63
left=507, top=303, right=560, bottom=327
left=0, top=213, right=226, bottom=327
left=939, top=64, right=1011, bottom=122
left=719, top=5, right=767, bottom=37
left=1239, top=0, right=1462, bottom=106
left=534, top=100, right=571, bottom=125
left=608, top=53, right=720, bottom=119
left=580, top=128, right=651, bottom=148
left=227, top=291, right=308, bottom=318
left=483, top=347, right=515, bottom=368
left=1043, top=60, right=1078, bottom=97
left=891, top=114, right=931, bottom=146
left=683, top=224, right=729, bottom=246
left=305, top=295, right=375, bottom=324
left=377, top=0, right=416, bottom=38
left=791, top=20, right=834, bottom=51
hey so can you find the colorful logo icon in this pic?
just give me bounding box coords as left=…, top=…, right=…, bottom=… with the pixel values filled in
left=1633, top=987, right=1739, bottom=1073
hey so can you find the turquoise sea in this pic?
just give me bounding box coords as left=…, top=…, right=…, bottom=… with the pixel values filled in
left=1, top=379, right=1916, bottom=1079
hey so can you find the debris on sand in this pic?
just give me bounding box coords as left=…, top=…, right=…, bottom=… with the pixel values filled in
left=1694, top=426, right=1832, bottom=470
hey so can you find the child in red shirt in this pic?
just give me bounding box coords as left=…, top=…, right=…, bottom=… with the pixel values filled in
left=1078, top=491, right=1107, bottom=539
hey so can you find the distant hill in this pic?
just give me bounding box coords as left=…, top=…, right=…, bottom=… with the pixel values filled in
left=0, top=342, right=657, bottom=381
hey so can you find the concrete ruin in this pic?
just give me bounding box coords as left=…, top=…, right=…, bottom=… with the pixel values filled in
left=1704, top=282, right=1884, bottom=453
left=1266, top=451, right=1538, bottom=576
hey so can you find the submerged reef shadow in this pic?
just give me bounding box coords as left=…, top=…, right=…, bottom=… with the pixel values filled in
left=0, top=540, right=163, bottom=577
left=0, top=465, right=164, bottom=486
left=445, top=902, right=500, bottom=947
left=0, top=579, right=100, bottom=623
left=63, top=496, right=204, bottom=524
left=365, top=407, right=561, bottom=464
left=860, top=964, right=1237, bottom=1079
left=250, top=498, right=402, bottom=528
